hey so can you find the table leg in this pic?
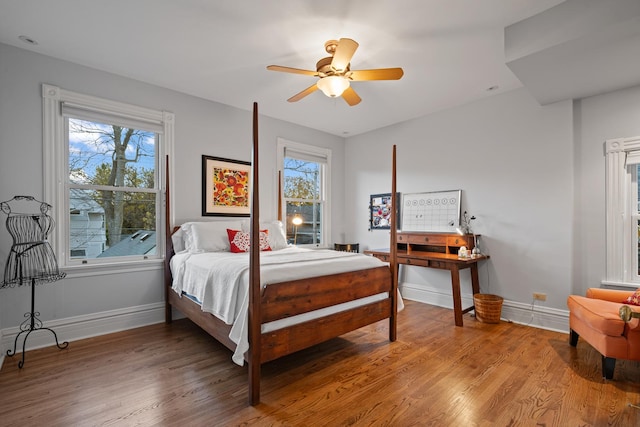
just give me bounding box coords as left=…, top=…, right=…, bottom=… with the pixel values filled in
left=470, top=263, right=480, bottom=295
left=450, top=266, right=463, bottom=327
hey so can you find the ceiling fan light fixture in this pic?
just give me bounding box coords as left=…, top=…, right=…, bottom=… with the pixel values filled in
left=267, top=38, right=402, bottom=106
left=317, top=76, right=349, bottom=98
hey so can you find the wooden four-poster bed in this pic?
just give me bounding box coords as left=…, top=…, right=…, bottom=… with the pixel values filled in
left=164, top=103, right=398, bottom=405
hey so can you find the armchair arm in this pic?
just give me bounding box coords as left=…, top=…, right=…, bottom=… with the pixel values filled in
left=586, top=287, right=634, bottom=302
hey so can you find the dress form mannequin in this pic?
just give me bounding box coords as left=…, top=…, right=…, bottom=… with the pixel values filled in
left=1, top=195, right=68, bottom=368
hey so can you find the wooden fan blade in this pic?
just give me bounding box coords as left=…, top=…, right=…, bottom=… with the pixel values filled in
left=267, top=65, right=318, bottom=77
left=349, top=68, right=404, bottom=81
left=331, top=38, right=359, bottom=72
left=287, top=84, right=319, bottom=102
left=342, top=86, right=361, bottom=106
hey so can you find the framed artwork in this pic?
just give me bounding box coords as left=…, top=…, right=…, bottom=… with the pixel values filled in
left=202, top=155, right=251, bottom=216
left=400, top=190, right=461, bottom=232
left=369, top=192, right=401, bottom=230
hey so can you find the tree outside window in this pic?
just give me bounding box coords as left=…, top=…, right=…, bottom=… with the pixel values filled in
left=283, top=157, right=323, bottom=245
left=67, top=118, right=158, bottom=259
left=43, top=84, right=173, bottom=269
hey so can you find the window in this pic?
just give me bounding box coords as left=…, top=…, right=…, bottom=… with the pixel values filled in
left=277, top=138, right=330, bottom=247
left=604, top=135, right=640, bottom=287
left=42, top=84, right=174, bottom=269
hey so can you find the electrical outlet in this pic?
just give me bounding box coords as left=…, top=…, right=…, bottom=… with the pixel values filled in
left=533, top=292, right=547, bottom=302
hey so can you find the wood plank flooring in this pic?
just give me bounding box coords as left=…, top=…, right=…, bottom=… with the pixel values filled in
left=1, top=300, right=640, bottom=426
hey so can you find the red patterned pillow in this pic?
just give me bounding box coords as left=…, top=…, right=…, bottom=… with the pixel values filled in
left=226, top=229, right=271, bottom=253
left=623, top=288, right=640, bottom=306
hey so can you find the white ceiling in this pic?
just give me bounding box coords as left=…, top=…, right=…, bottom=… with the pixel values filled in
left=0, top=0, right=620, bottom=137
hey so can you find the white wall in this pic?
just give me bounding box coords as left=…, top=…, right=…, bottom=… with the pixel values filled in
left=3, top=39, right=640, bottom=348
left=0, top=43, right=345, bottom=352
left=573, top=84, right=640, bottom=294
left=344, top=89, right=573, bottom=329
left=344, top=83, right=640, bottom=331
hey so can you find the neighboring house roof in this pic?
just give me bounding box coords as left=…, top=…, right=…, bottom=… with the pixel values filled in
left=69, top=188, right=104, bottom=214
left=97, top=230, right=156, bottom=257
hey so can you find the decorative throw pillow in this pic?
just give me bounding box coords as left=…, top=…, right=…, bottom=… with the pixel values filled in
left=227, top=229, right=271, bottom=253
left=241, top=220, right=289, bottom=250
left=623, top=288, right=640, bottom=306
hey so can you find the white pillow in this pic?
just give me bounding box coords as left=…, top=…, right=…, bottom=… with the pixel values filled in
left=182, top=220, right=244, bottom=253
left=241, top=220, right=289, bottom=250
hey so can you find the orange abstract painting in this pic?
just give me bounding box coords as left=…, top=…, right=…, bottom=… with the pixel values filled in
left=212, top=167, right=249, bottom=207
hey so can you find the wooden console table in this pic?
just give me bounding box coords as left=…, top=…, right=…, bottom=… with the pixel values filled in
left=365, top=232, right=489, bottom=327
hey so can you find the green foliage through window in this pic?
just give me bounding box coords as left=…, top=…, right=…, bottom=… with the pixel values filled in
left=68, top=118, right=158, bottom=259
left=283, top=157, right=322, bottom=245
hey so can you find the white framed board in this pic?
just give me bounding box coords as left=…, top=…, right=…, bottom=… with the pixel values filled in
left=401, top=190, right=461, bottom=232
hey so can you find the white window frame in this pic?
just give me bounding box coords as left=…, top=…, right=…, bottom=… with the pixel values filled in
left=42, top=84, right=174, bottom=274
left=277, top=137, right=331, bottom=248
left=604, top=135, right=640, bottom=287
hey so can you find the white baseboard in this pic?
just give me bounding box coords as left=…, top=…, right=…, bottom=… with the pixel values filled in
left=0, top=284, right=570, bottom=369
left=400, top=282, right=569, bottom=333
left=0, top=302, right=167, bottom=365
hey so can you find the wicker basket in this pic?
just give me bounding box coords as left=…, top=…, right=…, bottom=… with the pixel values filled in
left=473, top=294, right=503, bottom=323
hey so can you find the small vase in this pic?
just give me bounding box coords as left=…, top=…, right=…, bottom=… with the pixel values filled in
left=471, top=235, right=481, bottom=257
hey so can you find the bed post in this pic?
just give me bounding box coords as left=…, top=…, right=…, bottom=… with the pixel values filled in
left=248, top=102, right=262, bottom=405
left=389, top=145, right=398, bottom=342
left=164, top=155, right=173, bottom=324
left=277, top=170, right=282, bottom=222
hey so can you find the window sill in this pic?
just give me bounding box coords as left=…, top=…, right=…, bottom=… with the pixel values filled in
left=601, top=280, right=640, bottom=289
left=62, top=258, right=164, bottom=279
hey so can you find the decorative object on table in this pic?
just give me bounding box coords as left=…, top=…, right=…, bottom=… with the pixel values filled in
left=1, top=195, right=68, bottom=368
left=471, top=235, right=481, bottom=257
left=202, top=155, right=251, bottom=217
left=456, top=210, right=476, bottom=235
left=334, top=243, right=359, bottom=253
left=369, top=192, right=400, bottom=230
left=400, top=190, right=461, bottom=233
left=473, top=294, right=503, bottom=324
left=458, top=246, right=469, bottom=258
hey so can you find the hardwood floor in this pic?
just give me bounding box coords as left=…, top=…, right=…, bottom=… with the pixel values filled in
left=1, top=300, right=640, bottom=426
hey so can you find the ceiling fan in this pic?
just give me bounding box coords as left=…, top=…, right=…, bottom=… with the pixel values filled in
left=267, top=38, right=404, bottom=106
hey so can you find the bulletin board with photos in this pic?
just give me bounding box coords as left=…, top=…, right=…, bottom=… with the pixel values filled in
left=369, top=193, right=400, bottom=230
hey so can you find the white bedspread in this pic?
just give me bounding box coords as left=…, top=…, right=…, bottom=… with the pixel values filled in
left=170, top=246, right=400, bottom=365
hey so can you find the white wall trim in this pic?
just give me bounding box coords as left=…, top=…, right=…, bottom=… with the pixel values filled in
left=41, top=83, right=175, bottom=268
left=401, top=281, right=569, bottom=334
left=0, top=302, right=168, bottom=364
left=604, top=135, right=640, bottom=285
left=276, top=137, right=332, bottom=248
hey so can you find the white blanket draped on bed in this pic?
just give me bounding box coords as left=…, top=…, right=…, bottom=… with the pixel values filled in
left=170, top=246, right=402, bottom=365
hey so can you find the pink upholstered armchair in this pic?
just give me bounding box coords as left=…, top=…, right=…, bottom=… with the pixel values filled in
left=567, top=288, right=640, bottom=379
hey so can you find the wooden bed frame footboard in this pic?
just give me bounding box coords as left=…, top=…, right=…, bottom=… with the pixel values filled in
left=260, top=265, right=392, bottom=363
left=164, top=103, right=398, bottom=406
left=165, top=266, right=392, bottom=363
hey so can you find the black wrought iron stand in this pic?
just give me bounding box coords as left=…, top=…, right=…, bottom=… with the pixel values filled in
left=1, top=195, right=68, bottom=368
left=6, top=275, right=68, bottom=368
